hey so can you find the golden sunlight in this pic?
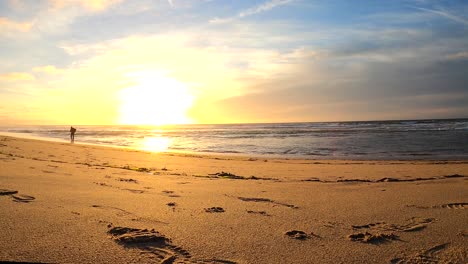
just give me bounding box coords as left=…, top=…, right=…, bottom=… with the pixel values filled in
left=119, top=71, right=193, bottom=125
left=141, top=136, right=172, bottom=152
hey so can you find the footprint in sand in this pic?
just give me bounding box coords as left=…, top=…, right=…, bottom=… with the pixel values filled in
left=386, top=218, right=435, bottom=232
left=117, top=178, right=139, bottom=184
left=107, top=225, right=191, bottom=263
left=407, top=202, right=468, bottom=210
left=439, top=203, right=467, bottom=209
left=390, top=243, right=467, bottom=263
left=162, top=190, right=181, bottom=198
left=351, top=217, right=435, bottom=232
left=94, top=182, right=113, bottom=187
left=205, top=207, right=225, bottom=213
left=284, top=230, right=311, bottom=240
left=237, top=196, right=298, bottom=209
left=347, top=232, right=398, bottom=244
left=166, top=202, right=177, bottom=212
left=11, top=194, right=35, bottom=203
left=1, top=189, right=35, bottom=203
left=121, top=188, right=145, bottom=194
left=247, top=210, right=270, bottom=216
left=0, top=189, right=18, bottom=196
left=107, top=225, right=238, bottom=264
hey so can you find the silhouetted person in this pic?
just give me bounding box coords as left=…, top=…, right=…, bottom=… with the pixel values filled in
left=70, top=126, right=76, bottom=143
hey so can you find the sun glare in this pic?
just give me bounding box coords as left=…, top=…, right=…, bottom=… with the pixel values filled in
left=119, top=71, right=193, bottom=125
left=141, top=136, right=172, bottom=152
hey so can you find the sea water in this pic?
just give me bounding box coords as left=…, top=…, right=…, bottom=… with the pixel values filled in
left=1, top=119, right=467, bottom=160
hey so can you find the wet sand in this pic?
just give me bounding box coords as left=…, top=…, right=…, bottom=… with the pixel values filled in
left=0, top=135, right=467, bottom=263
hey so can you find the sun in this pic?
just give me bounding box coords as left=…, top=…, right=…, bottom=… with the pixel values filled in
left=119, top=71, right=193, bottom=125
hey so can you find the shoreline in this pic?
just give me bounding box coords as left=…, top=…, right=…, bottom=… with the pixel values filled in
left=1, top=134, right=467, bottom=263
left=1, top=132, right=466, bottom=162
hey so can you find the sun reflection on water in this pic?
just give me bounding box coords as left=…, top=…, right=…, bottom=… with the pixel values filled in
left=141, top=136, right=172, bottom=152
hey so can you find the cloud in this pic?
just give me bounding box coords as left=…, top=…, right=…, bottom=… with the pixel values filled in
left=0, top=0, right=124, bottom=39
left=445, top=51, right=468, bottom=60
left=0, top=72, right=35, bottom=81
left=2, top=1, right=468, bottom=124
left=33, top=65, right=62, bottom=74
left=6, top=32, right=317, bottom=124
left=80, top=0, right=122, bottom=11
left=50, top=0, right=123, bottom=11
left=192, top=18, right=468, bottom=122
left=8, top=14, right=468, bottom=123
left=411, top=6, right=468, bottom=25
left=239, top=0, right=293, bottom=18
left=30, top=0, right=123, bottom=34
left=213, top=62, right=468, bottom=122
left=210, top=0, right=294, bottom=24
left=0, top=17, right=32, bottom=33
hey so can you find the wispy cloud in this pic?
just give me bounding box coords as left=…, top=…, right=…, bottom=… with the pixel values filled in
left=239, top=0, right=293, bottom=18
left=0, top=72, right=35, bottom=81
left=412, top=6, right=468, bottom=25
left=210, top=0, right=294, bottom=24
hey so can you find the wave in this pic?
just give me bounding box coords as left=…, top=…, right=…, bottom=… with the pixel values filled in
left=1, top=119, right=467, bottom=160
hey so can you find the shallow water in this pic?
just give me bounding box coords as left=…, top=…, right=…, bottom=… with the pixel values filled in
left=1, top=119, right=467, bottom=160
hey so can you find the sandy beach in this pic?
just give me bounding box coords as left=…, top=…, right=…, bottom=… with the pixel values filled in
left=0, top=135, right=467, bottom=263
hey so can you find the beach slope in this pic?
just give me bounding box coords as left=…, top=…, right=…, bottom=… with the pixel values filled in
left=0, top=135, right=467, bottom=263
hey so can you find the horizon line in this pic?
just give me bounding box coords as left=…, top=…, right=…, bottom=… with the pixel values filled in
left=1, top=117, right=467, bottom=127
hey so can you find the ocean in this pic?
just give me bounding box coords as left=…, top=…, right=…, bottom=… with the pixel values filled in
left=1, top=119, right=467, bottom=160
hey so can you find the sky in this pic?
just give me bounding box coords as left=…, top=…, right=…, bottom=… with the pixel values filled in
left=0, top=0, right=467, bottom=125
